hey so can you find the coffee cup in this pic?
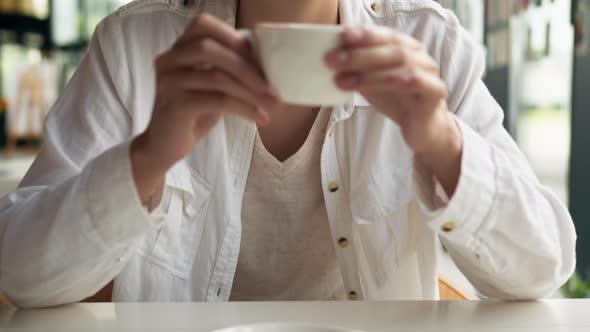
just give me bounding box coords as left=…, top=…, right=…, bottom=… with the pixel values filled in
left=240, top=23, right=353, bottom=106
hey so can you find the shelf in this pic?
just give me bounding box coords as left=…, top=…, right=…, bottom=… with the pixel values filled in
left=56, top=40, right=89, bottom=52
left=0, top=13, right=51, bottom=48
left=0, top=13, right=49, bottom=34
left=486, top=21, right=510, bottom=33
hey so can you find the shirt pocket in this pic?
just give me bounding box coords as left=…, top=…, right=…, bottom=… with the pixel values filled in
left=351, top=198, right=422, bottom=293
left=349, top=164, right=417, bottom=284
left=137, top=162, right=212, bottom=279
left=349, top=156, right=414, bottom=225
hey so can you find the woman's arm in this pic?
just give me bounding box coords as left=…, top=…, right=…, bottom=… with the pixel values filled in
left=0, top=19, right=157, bottom=309
left=327, top=12, right=576, bottom=299
left=0, top=11, right=277, bottom=308
left=423, top=15, right=576, bottom=299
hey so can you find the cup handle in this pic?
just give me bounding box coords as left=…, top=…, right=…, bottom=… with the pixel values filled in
left=237, top=29, right=262, bottom=68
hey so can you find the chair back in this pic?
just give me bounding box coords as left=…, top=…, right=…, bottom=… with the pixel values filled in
left=438, top=275, right=476, bottom=300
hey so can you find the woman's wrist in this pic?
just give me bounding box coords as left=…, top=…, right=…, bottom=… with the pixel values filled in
left=130, top=132, right=168, bottom=209
left=416, top=113, right=463, bottom=197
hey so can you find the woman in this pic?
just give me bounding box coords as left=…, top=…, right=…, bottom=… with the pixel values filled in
left=0, top=0, right=576, bottom=308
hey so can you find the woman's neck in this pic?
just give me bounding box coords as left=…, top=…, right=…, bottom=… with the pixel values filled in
left=236, top=0, right=340, bottom=161
left=236, top=0, right=340, bottom=29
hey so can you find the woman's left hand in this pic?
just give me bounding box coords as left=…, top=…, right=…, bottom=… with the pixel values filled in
left=325, top=25, right=463, bottom=195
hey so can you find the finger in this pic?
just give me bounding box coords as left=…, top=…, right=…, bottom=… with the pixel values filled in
left=327, top=44, right=439, bottom=73
left=160, top=68, right=280, bottom=111
left=340, top=25, right=423, bottom=50
left=193, top=112, right=223, bottom=137
left=326, top=44, right=408, bottom=71
left=184, top=91, right=270, bottom=124
left=157, top=38, right=271, bottom=94
left=177, top=13, right=250, bottom=57
left=335, top=67, right=447, bottom=98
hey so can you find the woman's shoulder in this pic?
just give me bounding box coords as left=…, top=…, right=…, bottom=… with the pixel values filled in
left=377, top=0, right=476, bottom=54
left=379, top=0, right=461, bottom=33
left=96, top=0, right=199, bottom=41
left=92, top=0, right=199, bottom=62
left=386, top=0, right=453, bottom=20
left=114, top=0, right=201, bottom=18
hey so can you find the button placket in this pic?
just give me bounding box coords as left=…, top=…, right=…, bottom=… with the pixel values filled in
left=338, top=237, right=350, bottom=248
left=322, top=131, right=363, bottom=301
left=364, top=0, right=386, bottom=19
left=183, top=192, right=197, bottom=218
left=371, top=3, right=382, bottom=13
left=178, top=0, right=197, bottom=9
left=328, top=181, right=340, bottom=193
left=441, top=221, right=456, bottom=233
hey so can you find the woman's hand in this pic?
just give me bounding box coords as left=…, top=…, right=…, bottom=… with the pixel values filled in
left=132, top=14, right=279, bottom=208
left=325, top=26, right=463, bottom=196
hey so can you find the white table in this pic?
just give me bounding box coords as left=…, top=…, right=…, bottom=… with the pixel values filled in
left=0, top=300, right=589, bottom=331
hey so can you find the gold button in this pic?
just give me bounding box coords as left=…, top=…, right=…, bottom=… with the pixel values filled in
left=441, top=221, right=456, bottom=233
left=329, top=126, right=334, bottom=137
left=338, top=237, right=350, bottom=248
left=349, top=291, right=359, bottom=301
left=328, top=181, right=340, bottom=193
left=371, top=3, right=382, bottom=13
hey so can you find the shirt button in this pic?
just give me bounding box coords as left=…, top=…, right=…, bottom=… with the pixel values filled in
left=338, top=237, right=350, bottom=248
left=348, top=291, right=359, bottom=301
left=328, top=126, right=334, bottom=137
left=328, top=181, right=340, bottom=193
left=441, top=221, right=456, bottom=233
left=371, top=3, right=382, bottom=13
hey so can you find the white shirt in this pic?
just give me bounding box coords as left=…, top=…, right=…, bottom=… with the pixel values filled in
left=0, top=0, right=577, bottom=308
left=231, top=108, right=345, bottom=301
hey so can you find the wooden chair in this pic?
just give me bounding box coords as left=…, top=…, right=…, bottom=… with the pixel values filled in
left=0, top=292, right=9, bottom=305
left=0, top=276, right=475, bottom=304
left=0, top=282, right=114, bottom=305
left=438, top=275, right=477, bottom=300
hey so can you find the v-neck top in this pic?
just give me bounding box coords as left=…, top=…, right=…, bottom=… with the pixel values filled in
left=230, top=107, right=346, bottom=301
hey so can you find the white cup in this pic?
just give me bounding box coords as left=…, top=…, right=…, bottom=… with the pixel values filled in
left=241, top=23, right=353, bottom=106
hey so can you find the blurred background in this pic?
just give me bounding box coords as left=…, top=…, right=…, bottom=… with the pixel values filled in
left=0, top=0, right=589, bottom=298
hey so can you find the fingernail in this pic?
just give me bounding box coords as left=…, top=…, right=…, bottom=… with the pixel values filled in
left=326, top=50, right=348, bottom=68
left=265, top=85, right=280, bottom=97
left=265, top=94, right=279, bottom=104
left=344, top=27, right=364, bottom=43
left=399, top=72, right=415, bottom=84
left=257, top=109, right=271, bottom=125
left=264, top=96, right=280, bottom=110
left=257, top=107, right=268, bottom=116
left=334, top=51, right=349, bottom=65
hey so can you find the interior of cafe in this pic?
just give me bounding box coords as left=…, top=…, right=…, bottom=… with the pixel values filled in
left=1, top=0, right=590, bottom=326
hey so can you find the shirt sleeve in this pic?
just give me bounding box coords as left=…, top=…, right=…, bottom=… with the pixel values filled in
left=0, top=17, right=162, bottom=309
left=412, top=14, right=577, bottom=300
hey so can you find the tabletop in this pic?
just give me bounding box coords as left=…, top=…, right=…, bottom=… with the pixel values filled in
left=1, top=300, right=590, bottom=332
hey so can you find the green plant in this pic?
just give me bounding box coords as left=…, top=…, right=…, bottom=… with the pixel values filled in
left=561, top=272, right=590, bottom=298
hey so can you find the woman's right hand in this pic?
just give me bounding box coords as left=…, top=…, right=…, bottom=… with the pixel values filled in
left=131, top=14, right=279, bottom=208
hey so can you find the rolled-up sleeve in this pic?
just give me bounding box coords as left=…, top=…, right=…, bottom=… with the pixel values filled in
left=0, top=17, right=159, bottom=308
left=413, top=14, right=576, bottom=299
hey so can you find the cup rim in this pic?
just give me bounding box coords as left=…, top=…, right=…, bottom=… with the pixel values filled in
left=255, top=22, right=343, bottom=32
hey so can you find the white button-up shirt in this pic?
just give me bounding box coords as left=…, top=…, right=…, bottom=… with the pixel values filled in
left=0, top=0, right=577, bottom=308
